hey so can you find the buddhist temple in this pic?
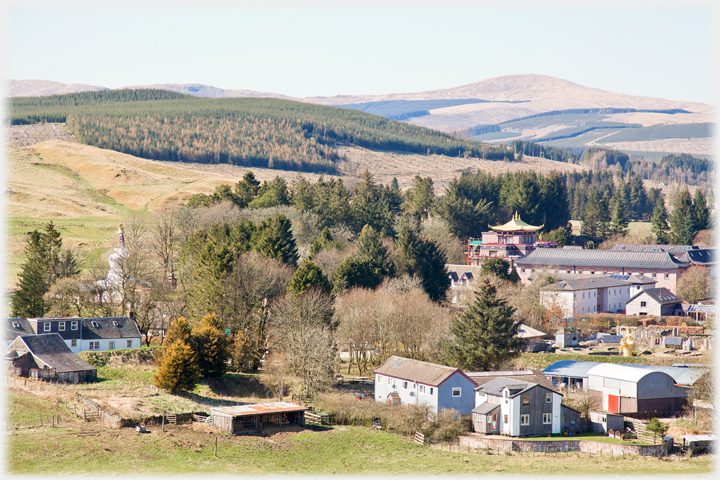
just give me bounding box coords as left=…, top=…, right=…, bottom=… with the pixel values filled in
left=467, top=212, right=555, bottom=265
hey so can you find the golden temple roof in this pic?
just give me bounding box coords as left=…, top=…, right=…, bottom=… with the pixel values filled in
left=490, top=212, right=543, bottom=232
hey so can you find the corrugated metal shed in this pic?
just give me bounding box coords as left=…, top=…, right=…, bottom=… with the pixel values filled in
left=587, top=364, right=656, bottom=383
left=211, top=402, right=307, bottom=417
left=516, top=249, right=691, bottom=270
left=545, top=360, right=707, bottom=386
left=542, top=360, right=601, bottom=379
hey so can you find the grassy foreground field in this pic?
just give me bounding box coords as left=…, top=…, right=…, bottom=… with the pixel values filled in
left=5, top=380, right=715, bottom=476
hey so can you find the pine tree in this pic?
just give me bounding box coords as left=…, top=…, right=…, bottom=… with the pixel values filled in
left=403, top=175, right=435, bottom=220
left=670, top=189, right=697, bottom=245
left=12, top=231, right=48, bottom=318
left=288, top=260, right=332, bottom=296
left=349, top=171, right=395, bottom=237
left=480, top=257, right=512, bottom=280
left=581, top=191, right=600, bottom=239
left=254, top=214, right=299, bottom=267
left=541, top=171, right=570, bottom=232
left=153, top=340, right=200, bottom=393
left=308, top=227, right=333, bottom=259
left=610, top=194, right=629, bottom=236
left=448, top=279, right=523, bottom=371
left=333, top=225, right=393, bottom=291
left=651, top=197, right=671, bottom=244
left=191, top=313, right=230, bottom=378
left=693, top=190, right=711, bottom=231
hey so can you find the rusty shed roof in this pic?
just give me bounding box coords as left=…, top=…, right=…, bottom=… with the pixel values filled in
left=210, top=402, right=308, bottom=418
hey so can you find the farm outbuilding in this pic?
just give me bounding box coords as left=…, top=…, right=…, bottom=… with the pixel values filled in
left=210, top=402, right=308, bottom=435
left=4, top=333, right=96, bottom=383
left=587, top=364, right=688, bottom=415
left=588, top=411, right=625, bottom=434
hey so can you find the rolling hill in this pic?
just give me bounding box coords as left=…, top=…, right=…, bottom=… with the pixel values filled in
left=8, top=75, right=713, bottom=159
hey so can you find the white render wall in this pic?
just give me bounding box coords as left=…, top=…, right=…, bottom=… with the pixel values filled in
left=552, top=392, right=562, bottom=433
left=375, top=374, right=438, bottom=413
left=80, top=338, right=142, bottom=353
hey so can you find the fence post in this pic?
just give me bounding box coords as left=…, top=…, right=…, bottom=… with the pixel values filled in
left=83, top=410, right=86, bottom=423
left=215, top=436, right=218, bottom=457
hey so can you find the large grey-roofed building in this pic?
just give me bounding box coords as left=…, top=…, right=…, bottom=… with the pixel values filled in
left=516, top=249, right=690, bottom=294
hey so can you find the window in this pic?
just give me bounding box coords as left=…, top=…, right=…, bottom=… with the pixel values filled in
left=430, top=388, right=434, bottom=395
left=640, top=301, right=646, bottom=307
left=59, top=321, right=65, bottom=331
left=504, top=415, right=508, bottom=424
left=522, top=394, right=530, bottom=405
left=71, top=339, right=77, bottom=347
left=521, top=268, right=525, bottom=274
left=543, top=413, right=552, bottom=424
left=89, top=341, right=100, bottom=350
left=521, top=414, right=529, bottom=426
left=452, top=387, right=462, bottom=397
left=582, top=293, right=585, bottom=299
left=71, top=321, right=78, bottom=330
left=113, top=321, right=119, bottom=326
left=12, top=322, right=20, bottom=328
left=546, top=393, right=552, bottom=403
left=92, top=321, right=100, bottom=328
left=387, top=377, right=391, bottom=385
left=651, top=272, right=657, bottom=278
left=664, top=273, right=669, bottom=279
left=565, top=270, right=570, bottom=274
left=109, top=341, right=115, bottom=350
left=419, top=385, right=425, bottom=393
left=403, top=381, right=408, bottom=389
left=376, top=375, right=381, bottom=383
left=44, top=322, right=51, bottom=332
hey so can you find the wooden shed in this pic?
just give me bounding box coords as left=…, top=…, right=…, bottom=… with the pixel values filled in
left=210, top=402, right=308, bottom=435
left=588, top=411, right=625, bottom=434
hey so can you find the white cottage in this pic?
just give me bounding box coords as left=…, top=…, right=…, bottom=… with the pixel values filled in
left=374, top=355, right=477, bottom=416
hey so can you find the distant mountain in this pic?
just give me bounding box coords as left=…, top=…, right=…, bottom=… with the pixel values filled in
left=117, top=83, right=300, bottom=101
left=7, top=75, right=713, bottom=158
left=7, top=79, right=108, bottom=97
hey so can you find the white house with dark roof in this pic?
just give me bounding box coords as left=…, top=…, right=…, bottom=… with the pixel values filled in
left=539, top=276, right=633, bottom=319
left=14, top=316, right=142, bottom=353
left=374, top=355, right=477, bottom=416
left=625, top=288, right=681, bottom=317
left=515, top=249, right=691, bottom=294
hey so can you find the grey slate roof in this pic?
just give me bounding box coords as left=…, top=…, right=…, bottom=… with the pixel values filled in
left=516, top=324, right=547, bottom=339
left=678, top=249, right=716, bottom=265
left=610, top=244, right=700, bottom=254
left=476, top=377, right=536, bottom=397
left=627, top=275, right=658, bottom=285
left=374, top=355, right=469, bottom=387
left=472, top=403, right=501, bottom=415
left=81, top=317, right=141, bottom=340
left=627, top=287, right=680, bottom=305
left=516, top=249, right=691, bottom=270
left=5, top=318, right=34, bottom=342
left=7, top=334, right=96, bottom=374
left=467, top=368, right=557, bottom=392
left=542, top=276, right=630, bottom=291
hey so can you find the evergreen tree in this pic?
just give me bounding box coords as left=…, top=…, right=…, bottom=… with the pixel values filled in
left=544, top=226, right=571, bottom=248
left=234, top=171, right=261, bottom=207
left=581, top=191, right=601, bottom=239
left=403, top=175, right=435, bottom=220
left=12, top=230, right=48, bottom=318
left=191, top=313, right=230, bottom=378
left=651, top=197, right=671, bottom=244
left=434, top=183, right=494, bottom=240
left=288, top=260, right=332, bottom=296
left=394, top=219, right=450, bottom=302
left=333, top=225, right=393, bottom=291
left=162, top=316, right=194, bottom=349
left=670, top=189, right=697, bottom=245
left=693, top=190, right=711, bottom=231
left=480, top=257, right=512, bottom=281
left=541, top=171, right=570, bottom=232
left=254, top=214, right=299, bottom=267
left=610, top=194, right=630, bottom=236
left=597, top=191, right=612, bottom=239
left=448, top=279, right=524, bottom=371
left=645, top=417, right=669, bottom=444
left=153, top=340, right=200, bottom=393
left=381, top=179, right=403, bottom=216
left=349, top=171, right=395, bottom=237
left=308, top=227, right=333, bottom=259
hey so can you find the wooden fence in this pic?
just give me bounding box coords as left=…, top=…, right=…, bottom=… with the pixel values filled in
left=414, top=431, right=426, bottom=445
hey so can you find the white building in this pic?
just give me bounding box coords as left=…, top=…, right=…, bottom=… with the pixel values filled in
left=625, top=288, right=681, bottom=317
left=540, top=276, right=635, bottom=319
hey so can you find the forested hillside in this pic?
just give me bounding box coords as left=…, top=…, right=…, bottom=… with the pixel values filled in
left=9, top=90, right=513, bottom=174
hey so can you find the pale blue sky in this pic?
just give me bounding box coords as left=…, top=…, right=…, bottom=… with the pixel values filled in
left=2, top=3, right=718, bottom=104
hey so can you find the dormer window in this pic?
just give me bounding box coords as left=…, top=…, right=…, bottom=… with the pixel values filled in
left=59, top=322, right=65, bottom=331
left=43, top=322, right=51, bottom=332
left=71, top=321, right=79, bottom=330
left=113, top=321, right=119, bottom=326
left=12, top=322, right=20, bottom=328
left=92, top=321, right=100, bottom=328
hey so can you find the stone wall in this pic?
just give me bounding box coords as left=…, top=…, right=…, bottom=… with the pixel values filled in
left=459, top=434, right=669, bottom=456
